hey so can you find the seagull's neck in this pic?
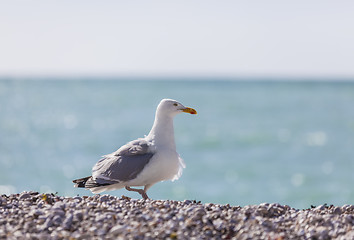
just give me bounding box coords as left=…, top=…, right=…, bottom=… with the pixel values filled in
left=147, top=113, right=176, bottom=149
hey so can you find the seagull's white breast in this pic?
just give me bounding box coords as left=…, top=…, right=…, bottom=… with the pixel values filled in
left=126, top=147, right=183, bottom=187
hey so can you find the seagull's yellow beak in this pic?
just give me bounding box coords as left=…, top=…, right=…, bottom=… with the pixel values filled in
left=182, top=107, right=197, bottom=115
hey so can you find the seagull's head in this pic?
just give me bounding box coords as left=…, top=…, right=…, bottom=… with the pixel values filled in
left=156, top=99, right=197, bottom=117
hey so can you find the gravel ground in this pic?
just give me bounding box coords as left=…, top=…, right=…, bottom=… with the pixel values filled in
left=0, top=191, right=353, bottom=239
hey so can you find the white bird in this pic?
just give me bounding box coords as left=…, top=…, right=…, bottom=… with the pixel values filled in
left=73, top=99, right=197, bottom=199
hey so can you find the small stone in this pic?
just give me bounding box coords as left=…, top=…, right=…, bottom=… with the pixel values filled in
left=51, top=209, right=65, bottom=217
left=13, top=230, right=23, bottom=237
left=37, top=201, right=44, bottom=208
left=333, top=206, right=342, bottom=214
left=191, top=208, right=206, bottom=220
left=315, top=205, right=326, bottom=211
left=95, top=213, right=108, bottom=222
left=73, top=210, right=83, bottom=221
left=30, top=209, right=44, bottom=217
left=213, top=218, right=224, bottom=230
left=59, top=230, right=70, bottom=238
left=52, top=215, right=63, bottom=225
left=67, top=202, right=77, bottom=208
left=52, top=202, right=65, bottom=210
left=109, top=225, right=127, bottom=235
left=40, top=218, right=53, bottom=230
left=19, top=193, right=31, bottom=200
left=71, top=231, right=82, bottom=239
left=73, top=196, right=82, bottom=202
left=97, top=228, right=107, bottom=236
left=87, top=202, right=96, bottom=207
left=342, top=204, right=354, bottom=212
left=62, top=214, right=73, bottom=230
left=99, top=195, right=110, bottom=202
left=204, top=203, right=214, bottom=209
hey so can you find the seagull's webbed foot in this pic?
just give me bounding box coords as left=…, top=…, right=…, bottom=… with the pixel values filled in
left=125, top=186, right=149, bottom=199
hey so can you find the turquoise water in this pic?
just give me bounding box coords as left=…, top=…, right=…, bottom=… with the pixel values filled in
left=1, top=79, right=354, bottom=209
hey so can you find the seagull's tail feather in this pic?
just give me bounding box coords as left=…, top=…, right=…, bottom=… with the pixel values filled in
left=72, top=176, right=91, bottom=188
left=73, top=176, right=112, bottom=190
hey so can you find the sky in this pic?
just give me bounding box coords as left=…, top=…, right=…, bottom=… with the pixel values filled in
left=1, top=0, right=354, bottom=79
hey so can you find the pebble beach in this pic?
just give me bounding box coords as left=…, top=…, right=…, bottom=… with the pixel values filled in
left=0, top=192, right=353, bottom=239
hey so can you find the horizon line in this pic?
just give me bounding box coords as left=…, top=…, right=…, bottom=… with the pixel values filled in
left=1, top=74, right=354, bottom=82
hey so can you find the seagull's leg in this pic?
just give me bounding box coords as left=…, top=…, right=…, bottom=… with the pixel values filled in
left=142, top=184, right=153, bottom=199
left=141, top=191, right=149, bottom=200
left=125, top=186, right=149, bottom=200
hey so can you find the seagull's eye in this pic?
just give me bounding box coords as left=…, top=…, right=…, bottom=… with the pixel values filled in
left=173, top=103, right=178, bottom=106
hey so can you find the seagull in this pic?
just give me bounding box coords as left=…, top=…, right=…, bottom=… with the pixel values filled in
left=73, top=99, right=197, bottom=199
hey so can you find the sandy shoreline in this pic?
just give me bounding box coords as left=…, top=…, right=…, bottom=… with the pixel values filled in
left=0, top=191, right=353, bottom=239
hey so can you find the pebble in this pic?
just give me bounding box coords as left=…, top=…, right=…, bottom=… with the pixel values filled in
left=0, top=193, right=353, bottom=239
left=19, top=192, right=31, bottom=200
left=62, top=214, right=73, bottom=230
left=109, top=225, right=127, bottom=235
left=52, top=202, right=65, bottom=210
left=99, top=195, right=110, bottom=202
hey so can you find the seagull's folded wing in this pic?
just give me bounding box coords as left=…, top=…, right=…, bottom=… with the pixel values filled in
left=92, top=139, right=155, bottom=183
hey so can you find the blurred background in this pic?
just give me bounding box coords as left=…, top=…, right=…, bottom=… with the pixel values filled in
left=0, top=1, right=354, bottom=209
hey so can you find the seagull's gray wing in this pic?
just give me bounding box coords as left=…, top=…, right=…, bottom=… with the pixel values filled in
left=92, top=139, right=154, bottom=184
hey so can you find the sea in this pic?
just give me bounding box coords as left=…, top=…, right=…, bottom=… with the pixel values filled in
left=0, top=78, right=353, bottom=209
